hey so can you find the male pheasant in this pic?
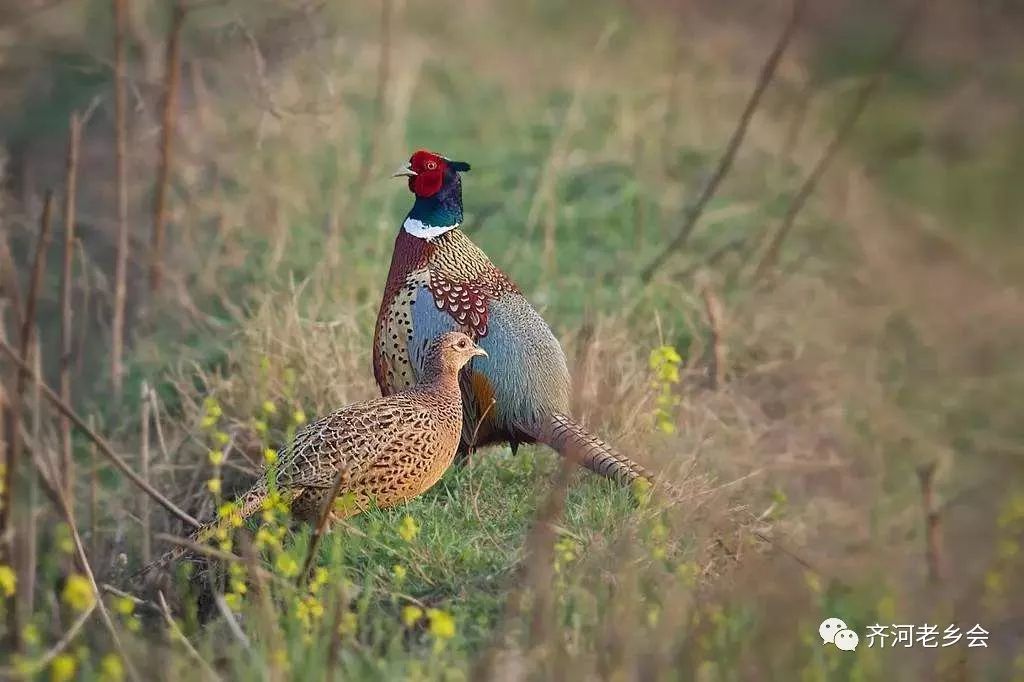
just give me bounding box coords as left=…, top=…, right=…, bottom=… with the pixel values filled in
left=373, top=150, right=652, bottom=486
left=139, top=331, right=485, bottom=576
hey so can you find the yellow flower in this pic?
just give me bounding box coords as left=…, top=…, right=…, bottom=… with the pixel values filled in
left=392, top=564, right=407, bottom=582
left=259, top=356, right=271, bottom=372
left=99, top=654, right=124, bottom=682
left=224, top=592, right=242, bottom=610
left=208, top=449, right=224, bottom=466
left=264, top=448, right=278, bottom=465
left=114, top=596, right=134, bottom=616
left=631, top=477, right=653, bottom=507
left=54, top=523, right=74, bottom=554
left=292, top=409, right=307, bottom=426
left=305, top=595, right=324, bottom=620
left=0, top=565, right=16, bottom=597
left=398, top=515, right=420, bottom=542
left=255, top=527, right=278, bottom=549
left=230, top=579, right=248, bottom=595
left=427, top=608, right=456, bottom=639
left=338, top=611, right=358, bottom=637
left=253, top=419, right=268, bottom=435
left=23, top=623, right=40, bottom=646
left=207, top=478, right=222, bottom=494
left=275, top=554, right=299, bottom=578
left=310, top=567, right=329, bottom=591
left=334, top=492, right=357, bottom=516
left=262, top=400, right=277, bottom=415
left=62, top=574, right=94, bottom=612
left=402, top=604, right=423, bottom=627
left=213, top=431, right=230, bottom=446
left=50, top=653, right=76, bottom=682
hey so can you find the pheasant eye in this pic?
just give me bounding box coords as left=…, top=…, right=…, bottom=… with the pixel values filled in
left=425, top=160, right=437, bottom=170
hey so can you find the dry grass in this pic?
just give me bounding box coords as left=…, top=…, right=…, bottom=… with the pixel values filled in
left=0, top=0, right=1021, bottom=679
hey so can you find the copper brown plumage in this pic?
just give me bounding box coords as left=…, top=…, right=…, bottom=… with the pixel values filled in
left=138, top=331, right=485, bottom=577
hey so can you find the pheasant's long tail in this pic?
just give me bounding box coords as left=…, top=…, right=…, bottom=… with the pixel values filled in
left=528, top=413, right=654, bottom=487
left=132, top=483, right=274, bottom=582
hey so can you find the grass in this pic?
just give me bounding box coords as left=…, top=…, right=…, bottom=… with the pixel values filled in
left=1, top=0, right=1023, bottom=679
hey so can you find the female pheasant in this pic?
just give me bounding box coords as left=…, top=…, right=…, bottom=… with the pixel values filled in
left=374, top=150, right=652, bottom=486
left=140, top=331, right=485, bottom=576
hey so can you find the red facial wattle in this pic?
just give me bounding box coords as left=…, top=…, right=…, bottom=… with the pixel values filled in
left=407, top=150, right=447, bottom=197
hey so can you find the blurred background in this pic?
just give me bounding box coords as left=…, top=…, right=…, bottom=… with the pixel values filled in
left=1, top=0, right=1022, bottom=679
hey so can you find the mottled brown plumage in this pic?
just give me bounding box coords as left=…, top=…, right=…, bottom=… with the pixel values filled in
left=138, top=332, right=485, bottom=577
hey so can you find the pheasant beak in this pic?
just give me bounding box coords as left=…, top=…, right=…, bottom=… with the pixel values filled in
left=392, top=162, right=417, bottom=178
left=471, top=347, right=488, bottom=358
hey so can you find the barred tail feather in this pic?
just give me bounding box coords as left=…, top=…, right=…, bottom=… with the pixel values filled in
left=132, top=483, right=272, bottom=582
left=533, top=413, right=654, bottom=486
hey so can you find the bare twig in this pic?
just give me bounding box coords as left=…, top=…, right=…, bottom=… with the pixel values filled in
left=0, top=601, right=96, bottom=677
left=148, top=385, right=169, bottom=462
left=215, top=593, right=253, bottom=651
left=42, top=449, right=140, bottom=682
left=468, top=398, right=497, bottom=454
left=60, top=112, right=81, bottom=506
left=157, top=591, right=223, bottom=682
left=153, top=532, right=289, bottom=589
left=111, top=0, right=130, bottom=399
left=298, top=466, right=349, bottom=586
left=18, top=191, right=54, bottom=395
left=0, top=226, right=24, bottom=334
left=88, top=414, right=99, bottom=558
left=473, top=462, right=573, bottom=679
left=917, top=463, right=945, bottom=584
left=639, top=0, right=806, bottom=284
left=3, top=191, right=54, bottom=648
left=699, top=280, right=726, bottom=389
left=0, top=337, right=201, bottom=529
left=140, top=382, right=152, bottom=564
left=754, top=0, right=927, bottom=279
left=150, top=1, right=186, bottom=293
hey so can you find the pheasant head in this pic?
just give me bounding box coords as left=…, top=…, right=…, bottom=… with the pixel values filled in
left=393, top=150, right=471, bottom=240
left=423, top=331, right=487, bottom=383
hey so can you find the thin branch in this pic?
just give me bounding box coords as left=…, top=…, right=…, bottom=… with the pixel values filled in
left=754, top=0, right=928, bottom=279
left=60, top=112, right=81, bottom=506
left=0, top=601, right=96, bottom=677
left=62, top=493, right=139, bottom=682
left=917, top=462, right=945, bottom=584
left=111, top=0, right=130, bottom=399
left=157, top=591, right=223, bottom=682
left=699, top=280, right=726, bottom=389
left=152, top=532, right=290, bottom=589
left=140, top=382, right=152, bottom=564
left=473, top=462, right=573, bottom=679
left=214, top=593, right=253, bottom=651
left=0, top=230, right=24, bottom=334
left=468, top=398, right=497, bottom=454
left=639, top=0, right=806, bottom=284
left=2, top=191, right=53, bottom=649
left=18, top=191, right=54, bottom=398
left=0, top=337, right=201, bottom=529
left=298, top=466, right=349, bottom=587
left=22, top=436, right=140, bottom=682
left=150, top=1, right=186, bottom=293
